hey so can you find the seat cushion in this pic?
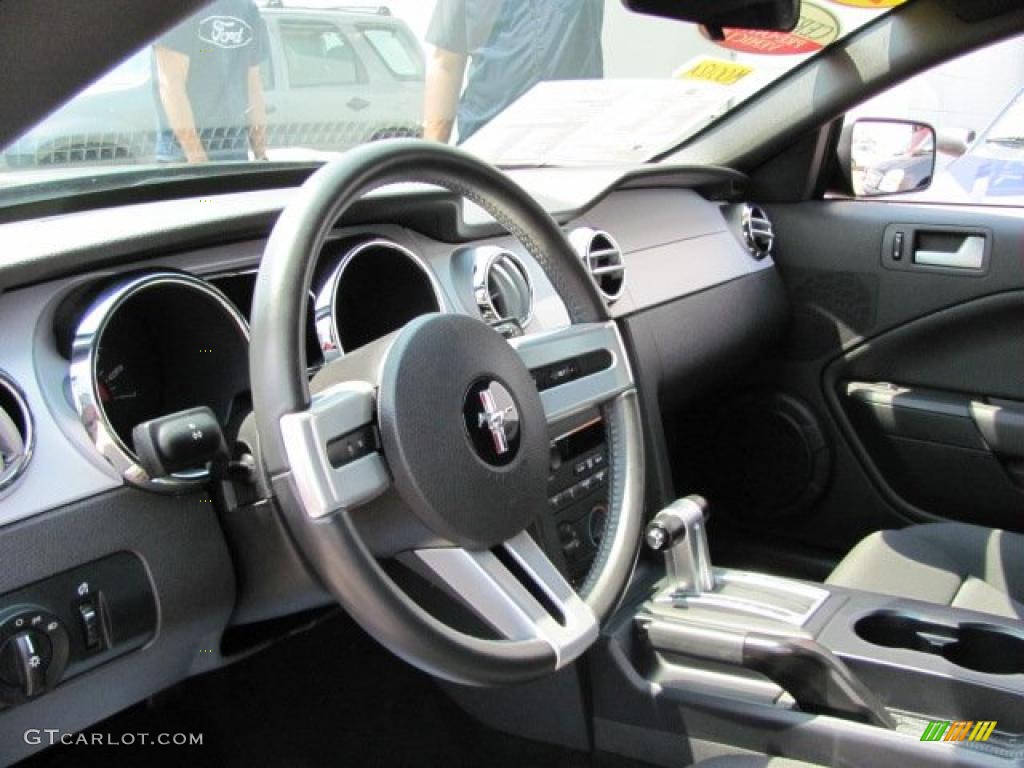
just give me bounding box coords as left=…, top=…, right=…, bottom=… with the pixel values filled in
left=694, top=757, right=824, bottom=767
left=826, top=522, right=1024, bottom=618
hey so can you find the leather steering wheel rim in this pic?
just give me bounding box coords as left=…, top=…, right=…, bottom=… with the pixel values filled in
left=250, top=140, right=645, bottom=686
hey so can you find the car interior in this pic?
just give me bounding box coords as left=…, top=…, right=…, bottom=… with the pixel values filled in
left=1, top=1, right=1023, bottom=766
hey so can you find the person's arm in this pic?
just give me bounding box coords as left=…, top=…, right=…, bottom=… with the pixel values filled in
left=246, top=66, right=268, bottom=160
left=423, top=47, right=468, bottom=143
left=154, top=45, right=206, bottom=163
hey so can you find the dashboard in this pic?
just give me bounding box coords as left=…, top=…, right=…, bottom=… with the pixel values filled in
left=0, top=164, right=786, bottom=763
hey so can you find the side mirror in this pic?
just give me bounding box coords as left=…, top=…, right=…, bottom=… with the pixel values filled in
left=838, top=118, right=936, bottom=198
left=936, top=127, right=974, bottom=159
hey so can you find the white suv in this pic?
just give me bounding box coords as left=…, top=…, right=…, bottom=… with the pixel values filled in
left=4, top=6, right=424, bottom=167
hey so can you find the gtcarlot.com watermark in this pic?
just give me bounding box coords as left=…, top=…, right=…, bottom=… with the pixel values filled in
left=24, top=730, right=203, bottom=747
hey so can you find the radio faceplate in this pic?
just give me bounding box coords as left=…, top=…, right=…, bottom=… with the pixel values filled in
left=547, top=419, right=609, bottom=585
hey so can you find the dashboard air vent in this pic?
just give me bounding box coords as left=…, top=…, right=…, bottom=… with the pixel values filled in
left=473, top=248, right=533, bottom=328
left=0, top=373, right=32, bottom=493
left=569, top=229, right=625, bottom=303
left=741, top=204, right=774, bottom=260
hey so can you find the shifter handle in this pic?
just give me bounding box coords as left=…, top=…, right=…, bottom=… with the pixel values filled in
left=646, top=495, right=714, bottom=594
left=645, top=495, right=709, bottom=550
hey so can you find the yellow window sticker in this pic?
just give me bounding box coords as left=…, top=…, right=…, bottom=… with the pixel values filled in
left=677, top=58, right=754, bottom=86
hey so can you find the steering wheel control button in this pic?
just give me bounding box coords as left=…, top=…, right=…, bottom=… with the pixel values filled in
left=463, top=379, right=521, bottom=467
left=326, top=425, right=378, bottom=469
left=531, top=350, right=613, bottom=392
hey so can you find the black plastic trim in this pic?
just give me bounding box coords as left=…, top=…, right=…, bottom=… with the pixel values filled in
left=0, top=487, right=235, bottom=765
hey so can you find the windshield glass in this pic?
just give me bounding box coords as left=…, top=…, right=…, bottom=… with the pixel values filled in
left=1, top=0, right=900, bottom=198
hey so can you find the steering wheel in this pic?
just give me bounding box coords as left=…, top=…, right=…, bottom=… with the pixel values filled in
left=250, top=140, right=644, bottom=686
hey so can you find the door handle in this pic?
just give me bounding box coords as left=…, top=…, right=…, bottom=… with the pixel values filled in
left=969, top=399, right=1024, bottom=460
left=914, top=235, right=986, bottom=269
left=882, top=224, right=991, bottom=274
left=347, top=97, right=371, bottom=112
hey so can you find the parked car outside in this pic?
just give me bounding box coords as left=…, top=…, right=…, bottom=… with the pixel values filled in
left=3, top=5, right=424, bottom=168
left=931, top=86, right=1024, bottom=205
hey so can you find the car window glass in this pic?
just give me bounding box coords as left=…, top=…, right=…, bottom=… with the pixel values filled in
left=281, top=23, right=361, bottom=88
left=0, top=0, right=903, bottom=197
left=361, top=26, right=423, bottom=80
left=81, top=50, right=150, bottom=94
left=842, top=34, right=1024, bottom=206
left=260, top=54, right=275, bottom=91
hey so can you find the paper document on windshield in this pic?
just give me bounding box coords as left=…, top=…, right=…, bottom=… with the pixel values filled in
left=462, top=79, right=733, bottom=167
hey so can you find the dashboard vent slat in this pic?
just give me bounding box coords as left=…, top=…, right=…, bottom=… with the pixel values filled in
left=569, top=229, right=626, bottom=303
left=473, top=248, right=534, bottom=329
left=0, top=373, right=33, bottom=493
left=741, top=204, right=774, bottom=260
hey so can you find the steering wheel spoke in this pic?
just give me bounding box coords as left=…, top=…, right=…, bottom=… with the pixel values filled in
left=279, top=381, right=390, bottom=519
left=512, top=321, right=634, bottom=423
left=414, top=531, right=599, bottom=668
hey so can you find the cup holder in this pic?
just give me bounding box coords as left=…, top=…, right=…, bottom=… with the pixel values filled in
left=854, top=611, right=1024, bottom=675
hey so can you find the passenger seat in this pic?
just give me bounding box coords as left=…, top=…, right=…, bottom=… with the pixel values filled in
left=694, top=756, right=825, bottom=767
left=827, top=522, right=1024, bottom=619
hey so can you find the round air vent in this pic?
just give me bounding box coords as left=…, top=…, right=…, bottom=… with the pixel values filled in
left=0, top=373, right=33, bottom=493
left=473, top=248, right=533, bottom=327
left=569, top=228, right=626, bottom=303
left=741, top=204, right=774, bottom=260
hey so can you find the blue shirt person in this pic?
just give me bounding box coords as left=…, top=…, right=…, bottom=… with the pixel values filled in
left=153, top=0, right=270, bottom=162
left=424, top=0, right=604, bottom=144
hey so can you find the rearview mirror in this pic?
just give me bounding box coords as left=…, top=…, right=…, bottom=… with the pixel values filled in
left=621, top=0, right=799, bottom=33
left=841, top=118, right=936, bottom=197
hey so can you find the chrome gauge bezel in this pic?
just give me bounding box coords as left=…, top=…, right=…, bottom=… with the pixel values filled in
left=0, top=371, right=35, bottom=496
left=314, top=238, right=446, bottom=363
left=69, top=271, right=250, bottom=492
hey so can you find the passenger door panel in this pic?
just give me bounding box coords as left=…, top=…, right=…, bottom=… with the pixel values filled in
left=760, top=200, right=1024, bottom=554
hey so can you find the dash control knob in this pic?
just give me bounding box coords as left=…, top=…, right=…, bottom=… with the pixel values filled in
left=0, top=630, right=52, bottom=698
left=0, top=607, right=69, bottom=706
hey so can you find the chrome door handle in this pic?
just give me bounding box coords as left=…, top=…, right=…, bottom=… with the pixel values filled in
left=914, top=235, right=986, bottom=269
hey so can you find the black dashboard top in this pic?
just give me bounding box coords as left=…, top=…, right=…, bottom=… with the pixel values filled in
left=0, top=164, right=746, bottom=293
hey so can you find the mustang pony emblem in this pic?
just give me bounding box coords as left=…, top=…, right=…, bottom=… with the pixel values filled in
left=478, top=390, right=516, bottom=456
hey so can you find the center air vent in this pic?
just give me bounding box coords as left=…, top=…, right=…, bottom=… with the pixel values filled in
left=569, top=229, right=625, bottom=303
left=473, top=248, right=533, bottom=327
left=0, top=373, right=33, bottom=493
left=741, top=204, right=774, bottom=260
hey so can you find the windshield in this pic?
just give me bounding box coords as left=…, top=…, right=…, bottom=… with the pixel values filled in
left=1, top=0, right=899, bottom=199
left=981, top=88, right=1024, bottom=147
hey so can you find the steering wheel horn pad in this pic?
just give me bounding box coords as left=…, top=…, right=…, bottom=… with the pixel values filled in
left=378, top=313, right=548, bottom=549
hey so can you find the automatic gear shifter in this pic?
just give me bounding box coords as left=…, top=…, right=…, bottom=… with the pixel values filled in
left=645, top=495, right=715, bottom=594
left=640, top=495, right=896, bottom=728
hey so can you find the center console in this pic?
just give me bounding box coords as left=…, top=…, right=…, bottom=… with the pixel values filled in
left=544, top=418, right=609, bottom=585
left=595, top=495, right=1024, bottom=767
